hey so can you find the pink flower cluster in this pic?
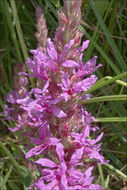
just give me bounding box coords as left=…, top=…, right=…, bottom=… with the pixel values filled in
left=2, top=1, right=106, bottom=189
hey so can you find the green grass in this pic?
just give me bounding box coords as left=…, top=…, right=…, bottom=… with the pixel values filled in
left=0, top=0, right=127, bottom=189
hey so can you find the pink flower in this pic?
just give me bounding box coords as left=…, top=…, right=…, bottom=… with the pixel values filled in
left=25, top=122, right=60, bottom=159
left=71, top=125, right=105, bottom=164
left=77, top=56, right=102, bottom=78
left=72, top=75, right=97, bottom=93
left=1, top=1, right=106, bottom=189
left=33, top=143, right=100, bottom=190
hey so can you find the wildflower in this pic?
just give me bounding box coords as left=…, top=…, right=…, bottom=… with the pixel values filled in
left=31, top=143, right=102, bottom=190
left=1, top=0, right=106, bottom=189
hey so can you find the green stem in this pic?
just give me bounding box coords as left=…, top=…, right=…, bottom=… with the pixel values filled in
left=83, top=72, right=127, bottom=95
left=0, top=165, right=13, bottom=188
left=10, top=0, right=28, bottom=61
left=0, top=142, right=19, bottom=171
left=105, top=76, right=127, bottom=87
left=10, top=0, right=35, bottom=87
left=0, top=142, right=30, bottom=178
left=10, top=1, right=28, bottom=61
left=105, top=163, right=127, bottom=182
left=103, top=0, right=119, bottom=54
left=80, top=95, right=127, bottom=104
left=90, top=0, right=126, bottom=71
left=98, top=163, right=105, bottom=189
left=94, top=117, right=127, bottom=122
left=80, top=28, right=120, bottom=75
left=3, top=0, right=22, bottom=62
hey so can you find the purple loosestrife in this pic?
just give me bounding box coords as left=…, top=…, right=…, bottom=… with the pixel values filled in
left=1, top=0, right=107, bottom=189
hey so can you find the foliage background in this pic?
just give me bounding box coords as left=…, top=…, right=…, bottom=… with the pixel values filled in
left=0, top=0, right=127, bottom=189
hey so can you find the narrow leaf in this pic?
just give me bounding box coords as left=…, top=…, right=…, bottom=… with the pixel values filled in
left=80, top=95, right=127, bottom=104
left=83, top=72, right=127, bottom=95
left=94, top=117, right=127, bottom=122
left=105, top=163, right=127, bottom=182
left=0, top=165, right=13, bottom=188
left=90, top=0, right=126, bottom=71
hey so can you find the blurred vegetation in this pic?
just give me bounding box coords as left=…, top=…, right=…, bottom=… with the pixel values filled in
left=0, top=0, right=127, bottom=189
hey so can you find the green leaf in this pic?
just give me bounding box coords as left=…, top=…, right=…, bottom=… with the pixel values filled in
left=104, top=175, right=110, bottom=189
left=0, top=165, right=13, bottom=189
left=80, top=95, right=127, bottom=104
left=51, top=0, right=61, bottom=9
left=86, top=0, right=112, bottom=59
left=18, top=165, right=31, bottom=177
left=105, top=163, right=127, bottom=182
left=90, top=0, right=127, bottom=71
left=10, top=0, right=28, bottom=61
left=105, top=76, right=127, bottom=87
left=102, top=145, right=127, bottom=174
left=10, top=0, right=35, bottom=88
left=94, top=117, right=127, bottom=122
left=44, top=0, right=58, bottom=19
left=23, top=175, right=32, bottom=188
left=2, top=0, right=22, bottom=62
left=0, top=142, right=31, bottom=178
left=98, top=163, right=105, bottom=189
left=0, top=142, right=19, bottom=171
left=83, top=72, right=127, bottom=95
left=81, top=29, right=120, bottom=74
left=8, top=181, right=21, bottom=190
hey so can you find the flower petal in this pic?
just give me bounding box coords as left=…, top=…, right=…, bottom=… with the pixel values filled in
left=69, top=147, right=84, bottom=165
left=73, top=75, right=97, bottom=93
left=58, top=39, right=74, bottom=63
left=56, top=143, right=64, bottom=162
left=25, top=145, right=46, bottom=159
left=47, top=38, right=57, bottom=60
left=62, top=60, right=79, bottom=68
left=78, top=40, right=90, bottom=52
left=60, top=173, right=68, bottom=189
left=35, top=158, right=57, bottom=168
left=89, top=184, right=104, bottom=190
left=52, top=105, right=67, bottom=118
left=48, top=137, right=61, bottom=146
left=88, top=132, right=103, bottom=145
left=61, top=72, right=70, bottom=90
left=85, top=166, right=94, bottom=178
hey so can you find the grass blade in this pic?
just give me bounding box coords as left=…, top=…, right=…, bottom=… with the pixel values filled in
left=105, top=163, right=127, bottom=182
left=2, top=0, right=22, bottom=62
left=0, top=165, right=13, bottom=189
left=81, top=29, right=120, bottom=74
left=8, top=181, right=20, bottom=190
left=98, top=163, right=105, bottom=189
left=94, top=117, right=127, bottom=122
left=80, top=95, right=127, bottom=104
left=83, top=72, right=127, bottom=95
left=104, top=175, right=110, bottom=189
left=10, top=0, right=28, bottom=61
left=90, top=0, right=127, bottom=71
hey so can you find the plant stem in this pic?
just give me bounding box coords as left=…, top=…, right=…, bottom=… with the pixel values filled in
left=10, top=0, right=35, bottom=87
left=10, top=0, right=28, bottom=61
left=80, top=95, right=127, bottom=104
left=3, top=0, right=22, bottom=62
left=105, top=163, right=127, bottom=182
left=83, top=72, right=127, bottom=95
left=94, top=117, right=127, bottom=123
left=98, top=163, right=105, bottom=189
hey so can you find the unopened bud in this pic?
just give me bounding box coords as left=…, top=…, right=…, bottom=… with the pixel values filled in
left=35, top=6, right=48, bottom=47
